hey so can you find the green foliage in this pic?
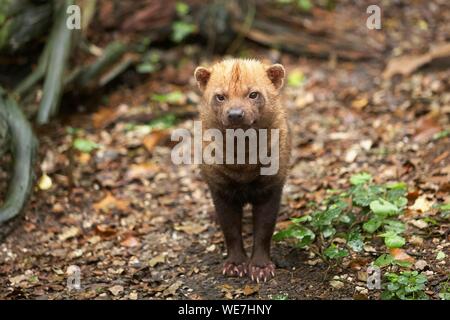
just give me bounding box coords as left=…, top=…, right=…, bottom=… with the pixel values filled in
left=271, top=293, right=289, bottom=300
left=382, top=271, right=428, bottom=300
left=276, top=0, right=313, bottom=11
left=439, top=282, right=450, bottom=300
left=137, top=51, right=160, bottom=74
left=323, top=244, right=348, bottom=260
left=274, top=173, right=409, bottom=260
left=124, top=114, right=177, bottom=134
left=73, top=138, right=99, bottom=153
left=432, top=129, right=450, bottom=140
left=147, top=114, right=177, bottom=131
left=436, top=251, right=447, bottom=260
left=151, top=91, right=184, bottom=104
left=437, top=203, right=450, bottom=219
left=287, top=70, right=305, bottom=88
left=171, top=2, right=196, bottom=43
left=171, top=21, right=197, bottom=43
left=175, top=2, right=190, bottom=16
left=350, top=172, right=372, bottom=186
left=273, top=224, right=315, bottom=248
left=346, top=229, right=364, bottom=252
left=297, top=0, right=313, bottom=11
left=375, top=253, right=413, bottom=268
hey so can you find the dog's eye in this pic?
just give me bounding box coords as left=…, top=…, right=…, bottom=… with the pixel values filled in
left=249, top=92, right=259, bottom=99
left=215, top=94, right=225, bottom=102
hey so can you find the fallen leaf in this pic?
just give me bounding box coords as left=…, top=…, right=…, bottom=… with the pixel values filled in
left=409, top=196, right=433, bottom=213
left=129, top=292, right=138, bottom=300
left=415, top=260, right=428, bottom=270
left=149, top=254, right=165, bottom=267
left=389, top=248, right=415, bottom=263
left=9, top=274, right=27, bottom=286
left=330, top=280, right=344, bottom=289
left=409, top=219, right=429, bottom=229
left=174, top=222, right=207, bottom=235
left=351, top=98, right=368, bottom=110
left=243, top=284, right=260, bottom=296
left=409, top=235, right=424, bottom=246
left=345, top=145, right=359, bottom=163
left=93, top=193, right=130, bottom=213
left=58, top=226, right=80, bottom=241
left=143, top=130, right=169, bottom=153
left=120, top=236, right=140, bottom=248
left=95, top=224, right=117, bottom=237
left=109, top=285, right=124, bottom=296
left=92, top=104, right=128, bottom=129
left=162, top=281, right=182, bottom=297
left=124, top=163, right=159, bottom=181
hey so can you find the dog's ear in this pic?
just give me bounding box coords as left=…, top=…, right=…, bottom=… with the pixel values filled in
left=194, top=67, right=211, bottom=91
left=266, top=64, right=285, bottom=90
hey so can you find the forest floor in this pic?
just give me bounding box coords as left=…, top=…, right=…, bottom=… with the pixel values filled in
left=1, top=3, right=450, bottom=300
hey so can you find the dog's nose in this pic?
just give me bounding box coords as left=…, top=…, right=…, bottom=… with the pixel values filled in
left=227, top=108, right=245, bottom=122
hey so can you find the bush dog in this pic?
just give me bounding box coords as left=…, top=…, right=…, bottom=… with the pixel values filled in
left=194, top=59, right=291, bottom=282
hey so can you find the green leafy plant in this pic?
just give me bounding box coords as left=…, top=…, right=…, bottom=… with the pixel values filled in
left=382, top=271, right=428, bottom=300
left=439, top=281, right=450, bottom=300
left=374, top=253, right=412, bottom=268
left=271, top=293, right=289, bottom=300
left=273, top=173, right=409, bottom=260
left=437, top=203, right=450, bottom=219
left=72, top=138, right=99, bottom=153
left=136, top=51, right=160, bottom=74
left=147, top=114, right=177, bottom=130
left=151, top=91, right=184, bottom=104
left=287, top=70, right=305, bottom=87
left=171, top=2, right=197, bottom=43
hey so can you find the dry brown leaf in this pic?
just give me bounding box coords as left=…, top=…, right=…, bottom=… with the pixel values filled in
left=108, top=285, right=124, bottom=296
left=93, top=193, right=130, bottom=213
left=243, top=284, right=260, bottom=296
left=149, top=254, right=165, bottom=267
left=383, top=42, right=450, bottom=79
left=92, top=104, right=128, bottom=129
left=351, top=97, right=368, bottom=110
left=95, top=224, right=118, bottom=237
left=143, top=130, right=169, bottom=153
left=174, top=222, right=207, bottom=235
left=162, top=281, right=182, bottom=297
left=76, top=153, right=91, bottom=165
left=124, top=163, right=159, bottom=181
left=58, top=226, right=80, bottom=241
left=275, top=220, right=293, bottom=230
left=409, top=195, right=433, bottom=213
left=120, top=236, right=140, bottom=248
left=389, top=248, right=415, bottom=263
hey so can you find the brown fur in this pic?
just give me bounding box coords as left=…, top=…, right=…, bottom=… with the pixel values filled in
left=194, top=58, right=291, bottom=282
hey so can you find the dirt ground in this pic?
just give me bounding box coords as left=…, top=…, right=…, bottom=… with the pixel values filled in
left=1, top=2, right=449, bottom=300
